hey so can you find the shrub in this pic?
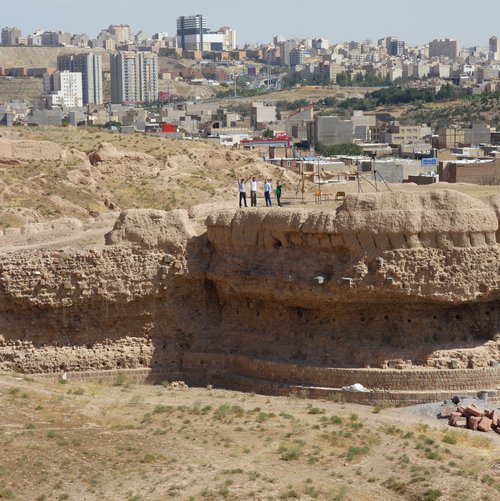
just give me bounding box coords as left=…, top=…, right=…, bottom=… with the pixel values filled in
left=346, top=445, right=369, bottom=461
left=422, top=489, right=443, bottom=501
left=277, top=444, right=303, bottom=461
left=113, top=372, right=127, bottom=387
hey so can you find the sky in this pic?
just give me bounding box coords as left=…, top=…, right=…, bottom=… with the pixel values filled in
left=3, top=0, right=500, bottom=47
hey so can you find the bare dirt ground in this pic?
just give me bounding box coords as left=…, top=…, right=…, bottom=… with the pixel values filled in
left=0, top=374, right=499, bottom=501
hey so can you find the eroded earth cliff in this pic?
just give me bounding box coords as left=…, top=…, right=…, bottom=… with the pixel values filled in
left=0, top=186, right=499, bottom=401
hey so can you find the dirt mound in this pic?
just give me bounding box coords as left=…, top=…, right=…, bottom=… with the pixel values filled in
left=105, top=208, right=197, bottom=253
left=335, top=190, right=497, bottom=235
left=88, top=142, right=157, bottom=166
left=0, top=136, right=63, bottom=161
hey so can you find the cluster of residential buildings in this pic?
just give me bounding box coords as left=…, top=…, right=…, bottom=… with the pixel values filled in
left=3, top=16, right=500, bottom=184
left=4, top=17, right=500, bottom=94
left=1, top=17, right=236, bottom=54
left=32, top=50, right=159, bottom=112
left=274, top=35, right=500, bottom=93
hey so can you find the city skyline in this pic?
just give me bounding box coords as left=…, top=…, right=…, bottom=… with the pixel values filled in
left=3, top=0, right=500, bottom=48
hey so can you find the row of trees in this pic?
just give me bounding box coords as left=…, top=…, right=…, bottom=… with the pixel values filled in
left=284, top=70, right=391, bottom=89
left=335, top=71, right=391, bottom=87
left=338, top=84, right=471, bottom=111
left=315, top=143, right=364, bottom=156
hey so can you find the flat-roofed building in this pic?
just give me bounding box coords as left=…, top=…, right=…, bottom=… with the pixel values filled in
left=57, top=53, right=103, bottom=105
left=41, top=71, right=83, bottom=109
left=429, top=38, right=459, bottom=59
left=110, top=51, right=158, bottom=104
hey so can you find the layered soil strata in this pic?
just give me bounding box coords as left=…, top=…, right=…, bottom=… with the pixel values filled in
left=0, top=190, right=499, bottom=399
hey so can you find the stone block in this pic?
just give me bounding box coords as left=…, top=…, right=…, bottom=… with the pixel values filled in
left=450, top=417, right=467, bottom=428
left=448, top=413, right=464, bottom=426
left=439, top=406, right=457, bottom=418
left=490, top=411, right=500, bottom=427
left=478, top=417, right=493, bottom=432
left=484, top=410, right=500, bottom=425
left=468, top=416, right=481, bottom=431
left=463, top=405, right=484, bottom=418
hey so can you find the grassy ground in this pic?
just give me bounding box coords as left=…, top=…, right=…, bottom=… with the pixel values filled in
left=0, top=374, right=499, bottom=501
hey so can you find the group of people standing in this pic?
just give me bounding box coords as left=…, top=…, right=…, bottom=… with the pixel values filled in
left=238, top=177, right=282, bottom=208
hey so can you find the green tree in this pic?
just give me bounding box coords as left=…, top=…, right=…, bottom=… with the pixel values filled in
left=317, top=143, right=363, bottom=156
left=336, top=71, right=353, bottom=86
left=104, top=121, right=122, bottom=129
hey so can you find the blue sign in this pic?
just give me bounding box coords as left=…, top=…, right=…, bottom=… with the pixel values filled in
left=421, top=158, right=437, bottom=167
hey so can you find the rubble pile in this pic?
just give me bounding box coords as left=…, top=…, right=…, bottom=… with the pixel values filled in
left=441, top=402, right=500, bottom=433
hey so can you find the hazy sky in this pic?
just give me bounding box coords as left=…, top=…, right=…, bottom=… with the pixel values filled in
left=3, top=0, right=500, bottom=47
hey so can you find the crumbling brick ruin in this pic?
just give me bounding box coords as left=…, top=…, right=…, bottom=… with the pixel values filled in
left=1, top=190, right=499, bottom=403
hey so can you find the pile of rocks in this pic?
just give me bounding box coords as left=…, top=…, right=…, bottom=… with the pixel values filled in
left=169, top=381, right=188, bottom=389
left=441, top=403, right=500, bottom=433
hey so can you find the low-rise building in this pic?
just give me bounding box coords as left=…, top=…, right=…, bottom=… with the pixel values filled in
left=251, top=102, right=277, bottom=128
left=383, top=122, right=432, bottom=145
left=308, top=115, right=354, bottom=147
left=438, top=123, right=491, bottom=148
left=39, top=71, right=83, bottom=109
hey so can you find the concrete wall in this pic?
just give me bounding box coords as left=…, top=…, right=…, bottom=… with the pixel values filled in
left=442, top=159, right=500, bottom=183
left=313, top=116, right=353, bottom=147
left=372, top=158, right=424, bottom=183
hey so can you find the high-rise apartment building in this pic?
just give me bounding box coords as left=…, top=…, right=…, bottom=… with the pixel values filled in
left=218, top=26, right=236, bottom=51
left=57, top=53, right=103, bottom=105
left=279, top=39, right=298, bottom=66
left=110, top=52, right=158, bottom=104
left=37, top=31, right=71, bottom=47
left=177, top=14, right=207, bottom=51
left=176, top=14, right=229, bottom=52
left=108, top=24, right=131, bottom=45
left=388, top=39, right=405, bottom=57
left=1, top=27, right=21, bottom=46
left=42, top=71, right=83, bottom=108
left=489, top=36, right=499, bottom=61
left=290, top=48, right=305, bottom=66
left=429, top=38, right=459, bottom=59
left=309, top=116, right=354, bottom=147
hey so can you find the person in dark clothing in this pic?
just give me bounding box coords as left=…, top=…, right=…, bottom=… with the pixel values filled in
left=264, top=179, right=272, bottom=207
left=275, top=180, right=282, bottom=207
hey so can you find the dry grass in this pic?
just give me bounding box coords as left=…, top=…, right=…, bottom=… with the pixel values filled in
left=0, top=375, right=499, bottom=500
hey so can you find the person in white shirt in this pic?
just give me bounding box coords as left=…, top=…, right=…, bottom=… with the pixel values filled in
left=264, top=179, right=272, bottom=207
left=250, top=177, right=258, bottom=207
left=238, top=178, right=247, bottom=208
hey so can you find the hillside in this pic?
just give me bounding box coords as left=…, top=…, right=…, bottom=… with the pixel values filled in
left=0, top=375, right=498, bottom=501
left=0, top=127, right=301, bottom=231
left=0, top=77, right=42, bottom=104
left=0, top=46, right=109, bottom=70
